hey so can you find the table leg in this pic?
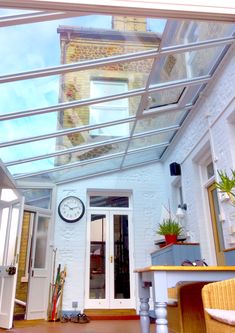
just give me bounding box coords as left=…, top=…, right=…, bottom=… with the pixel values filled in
left=139, top=297, right=150, bottom=333
left=154, top=302, right=168, bottom=333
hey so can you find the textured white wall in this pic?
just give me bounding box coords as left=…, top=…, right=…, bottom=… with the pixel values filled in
left=163, top=43, right=235, bottom=264
left=55, top=163, right=167, bottom=311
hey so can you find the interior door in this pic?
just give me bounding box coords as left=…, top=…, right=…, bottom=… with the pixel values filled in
left=85, top=210, right=134, bottom=309
left=25, top=212, right=51, bottom=320
left=208, top=183, right=225, bottom=265
left=0, top=194, right=23, bottom=329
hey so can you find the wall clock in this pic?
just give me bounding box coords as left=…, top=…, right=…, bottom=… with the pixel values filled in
left=58, top=196, right=85, bottom=223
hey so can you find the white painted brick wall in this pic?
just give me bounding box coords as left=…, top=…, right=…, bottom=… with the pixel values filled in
left=56, top=163, right=167, bottom=311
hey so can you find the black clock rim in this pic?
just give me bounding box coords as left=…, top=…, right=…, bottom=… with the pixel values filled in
left=58, top=196, right=85, bottom=223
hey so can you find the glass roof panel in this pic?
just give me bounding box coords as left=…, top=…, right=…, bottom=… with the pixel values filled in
left=0, top=58, right=152, bottom=117
left=0, top=14, right=159, bottom=76
left=129, top=131, right=174, bottom=150
left=0, top=6, right=234, bottom=184
left=14, top=156, right=123, bottom=183
left=150, top=45, right=227, bottom=87
left=0, top=96, right=140, bottom=143
left=123, top=147, right=164, bottom=167
left=0, top=8, right=39, bottom=16
left=1, top=121, right=132, bottom=163
left=134, top=109, right=185, bottom=134
left=8, top=143, right=126, bottom=176
left=162, top=19, right=235, bottom=48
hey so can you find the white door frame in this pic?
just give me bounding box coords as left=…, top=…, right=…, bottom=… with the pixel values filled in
left=85, top=207, right=135, bottom=309
left=0, top=193, right=24, bottom=329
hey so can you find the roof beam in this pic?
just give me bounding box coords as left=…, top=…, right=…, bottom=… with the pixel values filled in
left=0, top=1, right=235, bottom=22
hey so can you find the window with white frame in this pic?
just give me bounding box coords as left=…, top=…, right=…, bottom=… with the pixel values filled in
left=89, top=80, right=129, bottom=136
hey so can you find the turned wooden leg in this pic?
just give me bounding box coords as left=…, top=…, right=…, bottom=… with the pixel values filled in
left=154, top=302, right=168, bottom=333
left=139, top=297, right=150, bottom=333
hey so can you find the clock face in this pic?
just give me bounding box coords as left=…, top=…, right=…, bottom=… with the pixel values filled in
left=58, top=196, right=85, bottom=223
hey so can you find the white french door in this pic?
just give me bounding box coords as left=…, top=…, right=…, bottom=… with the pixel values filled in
left=0, top=193, right=24, bottom=329
left=25, top=211, right=51, bottom=320
left=85, top=209, right=134, bottom=309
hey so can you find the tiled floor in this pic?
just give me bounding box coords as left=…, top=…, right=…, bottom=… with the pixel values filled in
left=0, top=320, right=173, bottom=333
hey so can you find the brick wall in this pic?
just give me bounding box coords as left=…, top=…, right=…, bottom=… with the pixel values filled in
left=14, top=212, right=30, bottom=315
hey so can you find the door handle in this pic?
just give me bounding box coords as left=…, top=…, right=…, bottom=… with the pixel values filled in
left=110, top=256, right=113, bottom=263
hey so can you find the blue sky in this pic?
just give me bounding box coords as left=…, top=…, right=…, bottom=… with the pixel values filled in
left=0, top=9, right=166, bottom=174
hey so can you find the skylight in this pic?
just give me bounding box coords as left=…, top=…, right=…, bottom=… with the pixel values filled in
left=0, top=4, right=234, bottom=184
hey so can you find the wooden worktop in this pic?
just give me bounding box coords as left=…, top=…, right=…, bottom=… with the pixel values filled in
left=134, top=265, right=235, bottom=273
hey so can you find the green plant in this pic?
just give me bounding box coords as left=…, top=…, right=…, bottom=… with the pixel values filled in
left=156, top=218, right=182, bottom=236
left=215, top=170, right=235, bottom=206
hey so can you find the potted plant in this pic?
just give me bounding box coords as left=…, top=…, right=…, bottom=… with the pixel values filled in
left=215, top=170, right=235, bottom=206
left=156, top=218, right=182, bottom=245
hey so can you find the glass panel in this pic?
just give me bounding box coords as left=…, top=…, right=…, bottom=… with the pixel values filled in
left=150, top=45, right=226, bottom=87
left=212, top=188, right=225, bottom=251
left=0, top=189, right=18, bottom=202
left=207, top=162, right=214, bottom=179
left=7, top=206, right=19, bottom=265
left=2, top=125, right=130, bottom=166
left=0, top=8, right=38, bottom=16
left=148, top=87, right=185, bottom=109
left=7, top=141, right=127, bottom=176
left=1, top=15, right=159, bottom=75
left=123, top=147, right=165, bottom=167
left=114, top=215, right=130, bottom=299
left=90, top=196, right=129, bottom=208
left=0, top=57, right=152, bottom=117
left=134, top=109, right=186, bottom=134
left=89, top=214, right=106, bottom=299
left=0, top=96, right=140, bottom=143
left=129, top=131, right=174, bottom=150
left=34, top=215, right=49, bottom=268
left=20, top=188, right=52, bottom=209
left=162, top=19, right=235, bottom=48
left=16, top=156, right=123, bottom=183
left=0, top=208, right=9, bottom=265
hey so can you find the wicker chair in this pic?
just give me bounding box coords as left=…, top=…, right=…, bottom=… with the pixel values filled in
left=167, top=281, right=209, bottom=333
left=202, top=278, right=235, bottom=333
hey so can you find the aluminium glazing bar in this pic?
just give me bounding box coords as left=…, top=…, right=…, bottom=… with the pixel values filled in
left=1, top=36, right=234, bottom=84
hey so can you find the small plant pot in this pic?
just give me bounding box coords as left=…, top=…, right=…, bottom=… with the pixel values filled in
left=165, top=234, right=177, bottom=245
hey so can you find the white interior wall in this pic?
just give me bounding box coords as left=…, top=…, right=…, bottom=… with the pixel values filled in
left=163, top=43, right=235, bottom=264
left=55, top=162, right=167, bottom=311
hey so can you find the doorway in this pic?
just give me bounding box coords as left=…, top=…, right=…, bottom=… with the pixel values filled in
left=207, top=183, right=225, bottom=265
left=85, top=196, right=134, bottom=309
left=14, top=209, right=52, bottom=320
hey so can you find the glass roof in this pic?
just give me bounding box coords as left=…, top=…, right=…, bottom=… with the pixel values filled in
left=0, top=6, right=234, bottom=184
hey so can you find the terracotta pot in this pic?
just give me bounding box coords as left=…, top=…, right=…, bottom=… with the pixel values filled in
left=165, top=234, right=177, bottom=245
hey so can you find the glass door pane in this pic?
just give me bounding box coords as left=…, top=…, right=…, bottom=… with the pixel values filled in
left=0, top=208, right=9, bottom=265
left=89, top=214, right=106, bottom=299
left=113, top=214, right=130, bottom=299
left=34, top=216, right=49, bottom=269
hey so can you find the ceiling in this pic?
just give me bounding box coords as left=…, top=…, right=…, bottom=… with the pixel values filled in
left=0, top=3, right=235, bottom=184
